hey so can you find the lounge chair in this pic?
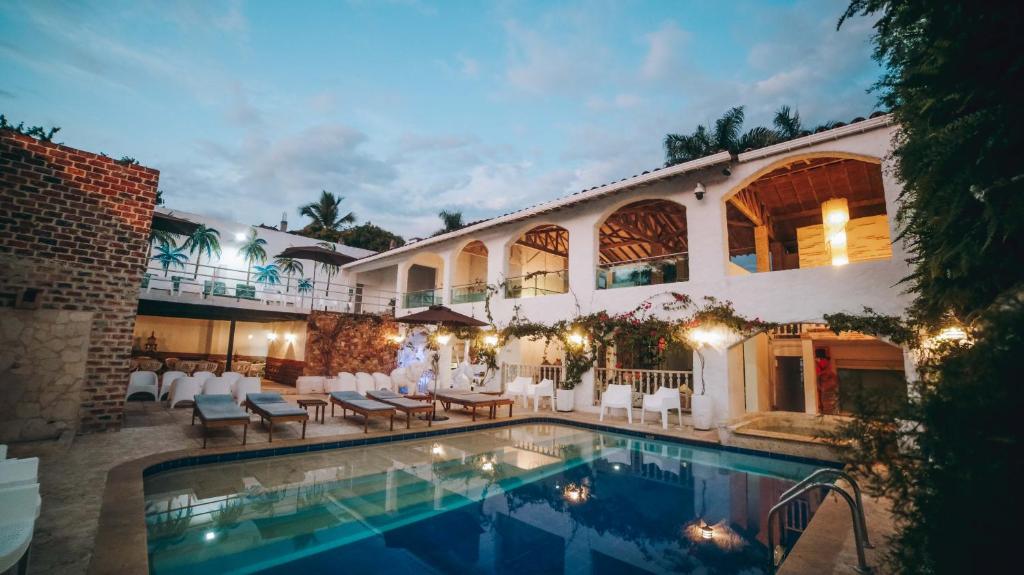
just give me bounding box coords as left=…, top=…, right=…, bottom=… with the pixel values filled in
left=329, top=391, right=396, bottom=433
left=0, top=482, right=41, bottom=573
left=434, top=391, right=514, bottom=421
left=192, top=394, right=250, bottom=448
left=599, top=384, right=633, bottom=423
left=366, top=389, right=435, bottom=428
left=245, top=393, right=308, bottom=442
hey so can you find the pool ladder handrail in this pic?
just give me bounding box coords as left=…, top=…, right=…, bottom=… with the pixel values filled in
left=767, top=468, right=873, bottom=574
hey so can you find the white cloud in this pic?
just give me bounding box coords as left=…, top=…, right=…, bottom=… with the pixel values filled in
left=640, top=21, right=690, bottom=81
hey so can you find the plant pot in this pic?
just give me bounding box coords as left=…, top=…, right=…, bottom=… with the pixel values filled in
left=690, top=394, right=714, bottom=430
left=556, top=388, right=575, bottom=412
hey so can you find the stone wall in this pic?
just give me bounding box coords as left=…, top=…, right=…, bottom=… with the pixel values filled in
left=0, top=309, right=91, bottom=441
left=303, top=312, right=399, bottom=377
left=0, top=131, right=158, bottom=436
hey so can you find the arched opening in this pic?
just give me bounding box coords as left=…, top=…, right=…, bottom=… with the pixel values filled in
left=451, top=241, right=489, bottom=304
left=725, top=156, right=891, bottom=274
left=505, top=224, right=569, bottom=298
left=597, top=199, right=689, bottom=289
left=402, top=252, right=444, bottom=308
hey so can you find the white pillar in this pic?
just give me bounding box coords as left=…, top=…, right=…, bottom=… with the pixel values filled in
left=567, top=216, right=599, bottom=302
left=686, top=181, right=729, bottom=281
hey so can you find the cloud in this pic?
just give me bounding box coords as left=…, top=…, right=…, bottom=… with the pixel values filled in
left=502, top=13, right=612, bottom=96
left=640, top=21, right=690, bottom=81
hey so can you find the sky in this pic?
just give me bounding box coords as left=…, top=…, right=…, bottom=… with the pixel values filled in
left=0, top=0, right=882, bottom=239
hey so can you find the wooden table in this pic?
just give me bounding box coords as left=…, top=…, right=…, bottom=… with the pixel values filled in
left=297, top=398, right=327, bottom=424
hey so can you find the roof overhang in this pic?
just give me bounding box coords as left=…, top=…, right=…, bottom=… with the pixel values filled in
left=137, top=299, right=308, bottom=323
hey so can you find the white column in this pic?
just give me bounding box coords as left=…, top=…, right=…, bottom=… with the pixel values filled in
left=686, top=181, right=729, bottom=280
left=566, top=217, right=599, bottom=302
left=440, top=250, right=455, bottom=306
left=395, top=263, right=409, bottom=310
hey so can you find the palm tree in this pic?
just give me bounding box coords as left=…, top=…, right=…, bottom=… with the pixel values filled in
left=182, top=225, right=221, bottom=280
left=238, top=228, right=267, bottom=285
left=665, top=107, right=748, bottom=166
left=773, top=105, right=803, bottom=140
left=297, top=277, right=314, bottom=307
left=149, top=228, right=179, bottom=249
left=299, top=190, right=356, bottom=236
left=254, top=263, right=280, bottom=286
left=151, top=243, right=189, bottom=276
left=434, top=209, right=465, bottom=236
left=315, top=241, right=340, bottom=297
left=275, top=257, right=304, bottom=293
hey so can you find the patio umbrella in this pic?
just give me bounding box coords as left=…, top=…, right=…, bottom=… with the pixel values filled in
left=275, top=245, right=359, bottom=309
left=152, top=211, right=200, bottom=236
left=396, top=306, right=488, bottom=420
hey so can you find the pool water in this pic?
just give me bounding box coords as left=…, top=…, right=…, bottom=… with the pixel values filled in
left=144, top=424, right=823, bottom=574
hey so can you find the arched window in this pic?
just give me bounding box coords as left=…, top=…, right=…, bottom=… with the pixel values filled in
left=726, top=156, right=890, bottom=274
left=452, top=241, right=488, bottom=303
left=597, top=199, right=688, bottom=289
left=506, top=224, right=569, bottom=298
left=403, top=253, right=444, bottom=308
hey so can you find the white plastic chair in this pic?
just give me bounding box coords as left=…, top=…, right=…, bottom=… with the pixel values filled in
left=126, top=371, right=158, bottom=401
left=599, top=384, right=634, bottom=423
left=528, top=378, right=556, bottom=412
left=335, top=372, right=355, bottom=392
left=202, top=376, right=232, bottom=395
left=372, top=372, right=392, bottom=391
left=233, top=377, right=261, bottom=405
left=0, top=457, right=38, bottom=487
left=168, top=376, right=202, bottom=408
left=0, top=482, right=41, bottom=573
left=355, top=372, right=375, bottom=394
left=452, top=370, right=473, bottom=391
left=295, top=376, right=325, bottom=394
left=221, top=371, right=244, bottom=389
left=390, top=367, right=412, bottom=393
left=506, top=376, right=532, bottom=407
left=641, top=386, right=683, bottom=429
left=192, top=371, right=216, bottom=385
left=160, top=370, right=186, bottom=400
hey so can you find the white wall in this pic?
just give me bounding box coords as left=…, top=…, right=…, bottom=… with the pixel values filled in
left=343, top=124, right=912, bottom=424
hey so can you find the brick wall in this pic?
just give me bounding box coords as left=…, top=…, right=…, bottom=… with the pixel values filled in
left=304, top=311, right=400, bottom=377
left=0, top=131, right=158, bottom=435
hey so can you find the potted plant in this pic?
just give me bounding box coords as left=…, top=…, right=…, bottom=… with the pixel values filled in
left=557, top=332, right=592, bottom=412
left=689, top=347, right=714, bottom=430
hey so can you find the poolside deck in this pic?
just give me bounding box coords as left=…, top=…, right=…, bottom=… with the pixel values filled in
left=7, top=398, right=890, bottom=575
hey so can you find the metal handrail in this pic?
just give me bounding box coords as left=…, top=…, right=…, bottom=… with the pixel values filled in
left=780, top=468, right=873, bottom=548
left=768, top=477, right=873, bottom=574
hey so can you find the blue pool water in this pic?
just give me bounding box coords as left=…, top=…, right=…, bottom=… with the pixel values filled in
left=144, top=424, right=823, bottom=574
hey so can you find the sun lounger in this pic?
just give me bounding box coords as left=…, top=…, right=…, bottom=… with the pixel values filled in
left=245, top=393, right=308, bottom=443
left=365, top=389, right=435, bottom=428
left=192, top=394, right=250, bottom=448
left=329, top=391, right=396, bottom=433
left=434, top=391, right=515, bottom=421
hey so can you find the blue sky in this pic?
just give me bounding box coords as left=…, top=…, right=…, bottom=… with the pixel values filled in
left=0, top=0, right=881, bottom=238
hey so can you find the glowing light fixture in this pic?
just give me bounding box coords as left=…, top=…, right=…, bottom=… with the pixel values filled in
left=567, top=332, right=585, bottom=347
left=284, top=332, right=296, bottom=343
left=431, top=443, right=444, bottom=456
left=234, top=232, right=247, bottom=241
left=613, top=464, right=621, bottom=471
left=700, top=522, right=714, bottom=540
left=266, top=332, right=277, bottom=341
left=821, top=198, right=850, bottom=266
left=435, top=333, right=451, bottom=346
left=204, top=531, right=217, bottom=542
left=563, top=482, right=589, bottom=504
left=387, top=333, right=405, bottom=344
left=685, top=324, right=737, bottom=351
left=483, top=334, right=499, bottom=347
left=480, top=460, right=494, bottom=472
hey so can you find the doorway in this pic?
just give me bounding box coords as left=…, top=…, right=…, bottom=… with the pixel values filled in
left=774, top=356, right=805, bottom=412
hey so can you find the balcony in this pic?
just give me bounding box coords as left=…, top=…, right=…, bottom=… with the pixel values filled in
left=140, top=263, right=397, bottom=315
left=504, top=269, right=569, bottom=299
left=402, top=288, right=442, bottom=309
left=450, top=282, right=488, bottom=304
left=595, top=253, right=689, bottom=290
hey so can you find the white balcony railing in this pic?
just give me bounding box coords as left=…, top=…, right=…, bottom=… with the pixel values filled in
left=501, top=363, right=565, bottom=386
left=593, top=367, right=693, bottom=409
left=141, top=262, right=399, bottom=315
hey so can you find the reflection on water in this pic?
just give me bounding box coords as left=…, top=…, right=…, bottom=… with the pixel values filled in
left=145, top=424, right=822, bottom=575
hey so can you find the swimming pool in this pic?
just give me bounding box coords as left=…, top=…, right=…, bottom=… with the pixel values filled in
left=144, top=423, right=824, bottom=574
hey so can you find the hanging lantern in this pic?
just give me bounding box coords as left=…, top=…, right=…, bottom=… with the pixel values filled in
left=821, top=197, right=850, bottom=266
